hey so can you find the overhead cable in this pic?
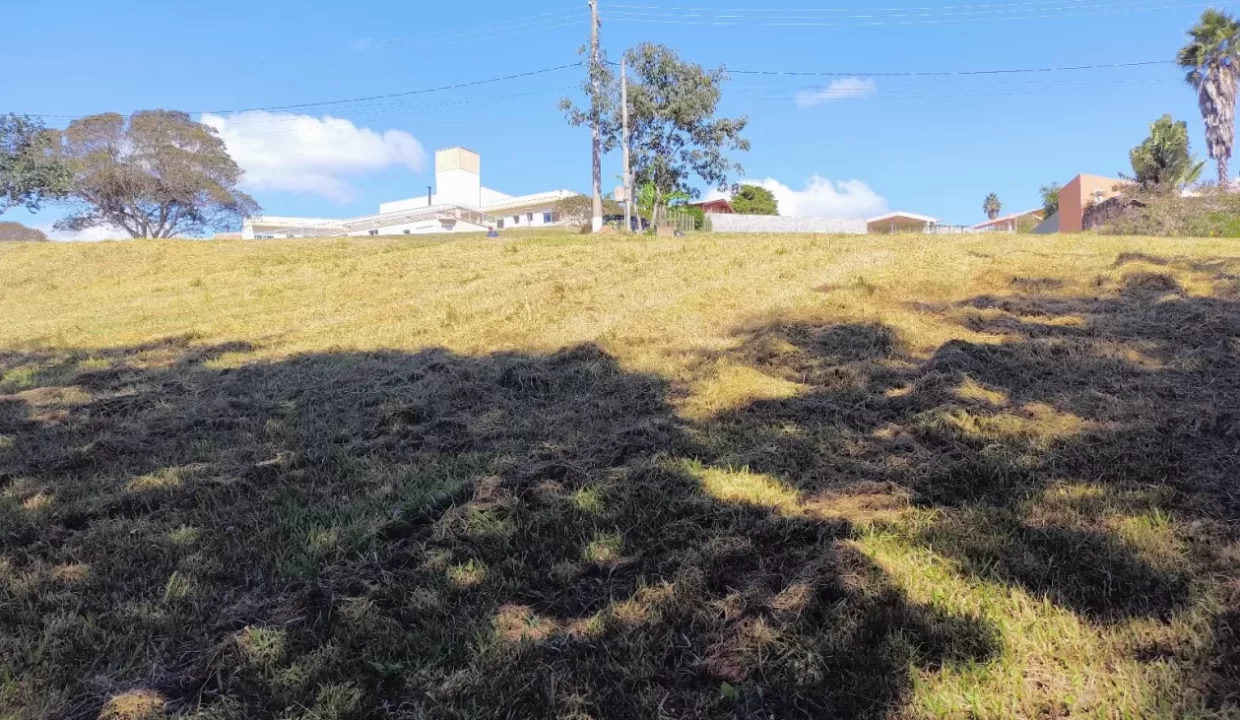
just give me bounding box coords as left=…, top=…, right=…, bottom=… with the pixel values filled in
left=605, top=57, right=1172, bottom=76
left=601, top=0, right=1208, bottom=25
left=18, top=63, right=583, bottom=120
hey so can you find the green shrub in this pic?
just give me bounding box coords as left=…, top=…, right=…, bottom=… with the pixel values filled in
left=1089, top=187, right=1240, bottom=237
left=683, top=205, right=706, bottom=230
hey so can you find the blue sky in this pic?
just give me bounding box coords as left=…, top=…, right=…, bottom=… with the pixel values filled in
left=0, top=0, right=1221, bottom=232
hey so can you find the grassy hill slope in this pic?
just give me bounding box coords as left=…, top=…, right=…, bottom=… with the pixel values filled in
left=1, top=233, right=1238, bottom=719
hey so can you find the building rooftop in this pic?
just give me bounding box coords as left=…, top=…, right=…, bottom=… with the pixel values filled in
left=866, top=211, right=938, bottom=224
left=973, top=208, right=1044, bottom=229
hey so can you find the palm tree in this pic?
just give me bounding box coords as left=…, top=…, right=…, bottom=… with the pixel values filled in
left=1178, top=9, right=1240, bottom=185
left=982, top=193, right=1002, bottom=220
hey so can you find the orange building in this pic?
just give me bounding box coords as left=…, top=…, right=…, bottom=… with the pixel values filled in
left=1057, top=174, right=1128, bottom=233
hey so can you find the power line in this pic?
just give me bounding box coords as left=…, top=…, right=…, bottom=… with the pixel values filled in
left=12, top=6, right=586, bottom=70
left=603, top=0, right=1181, bottom=21
left=607, top=57, right=1172, bottom=77
left=603, top=6, right=1200, bottom=25
left=19, top=63, right=583, bottom=120
left=217, top=87, right=575, bottom=137
left=732, top=59, right=1176, bottom=76
left=732, top=76, right=1180, bottom=93
left=601, top=0, right=1208, bottom=25
left=605, top=0, right=1161, bottom=13
left=359, top=5, right=584, bottom=48
left=733, top=74, right=1178, bottom=87
left=202, top=62, right=584, bottom=115
left=749, top=81, right=1182, bottom=101
left=344, top=16, right=587, bottom=54
left=195, top=88, right=574, bottom=127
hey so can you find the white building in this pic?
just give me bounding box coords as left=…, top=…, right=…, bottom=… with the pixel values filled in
left=243, top=147, right=578, bottom=239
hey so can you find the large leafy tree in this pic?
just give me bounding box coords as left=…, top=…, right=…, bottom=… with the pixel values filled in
left=622, top=43, right=750, bottom=224
left=1126, top=113, right=1205, bottom=190
left=1, top=114, right=69, bottom=213
left=1039, top=182, right=1061, bottom=217
left=1178, top=9, right=1240, bottom=185
left=55, top=110, right=259, bottom=239
left=732, top=185, right=779, bottom=215
left=982, top=193, right=1002, bottom=219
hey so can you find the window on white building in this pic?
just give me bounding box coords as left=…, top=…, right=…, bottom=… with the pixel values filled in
left=403, top=229, right=411, bottom=234
left=526, top=212, right=534, bottom=223
left=543, top=212, right=553, bottom=224
left=512, top=215, right=520, bottom=224
left=369, top=229, right=378, bottom=236
left=497, top=218, right=505, bottom=229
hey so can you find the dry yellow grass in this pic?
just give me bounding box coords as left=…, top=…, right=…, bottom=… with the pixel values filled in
left=1, top=232, right=1238, bottom=719
left=0, top=233, right=1228, bottom=367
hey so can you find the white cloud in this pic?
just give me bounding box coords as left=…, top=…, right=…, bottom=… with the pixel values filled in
left=201, top=112, right=427, bottom=201
left=795, top=77, right=877, bottom=108
left=31, top=222, right=131, bottom=242
left=708, top=176, right=888, bottom=219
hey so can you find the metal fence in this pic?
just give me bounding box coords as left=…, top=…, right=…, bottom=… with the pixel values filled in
left=925, top=225, right=1019, bottom=234
left=708, top=214, right=867, bottom=234
left=924, top=225, right=982, bottom=235
left=665, top=208, right=698, bottom=233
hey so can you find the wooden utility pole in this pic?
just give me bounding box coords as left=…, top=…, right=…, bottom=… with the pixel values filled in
left=621, top=56, right=631, bottom=233
left=589, top=0, right=603, bottom=233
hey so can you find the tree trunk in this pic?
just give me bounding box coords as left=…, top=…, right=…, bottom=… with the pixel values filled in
left=592, top=127, right=602, bottom=229
left=1219, top=154, right=1230, bottom=186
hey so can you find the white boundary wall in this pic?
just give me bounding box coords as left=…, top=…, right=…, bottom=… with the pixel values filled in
left=709, top=214, right=867, bottom=234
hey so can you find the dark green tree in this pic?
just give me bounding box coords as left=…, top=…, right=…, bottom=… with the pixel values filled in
left=732, top=185, right=779, bottom=215
left=1, top=114, right=69, bottom=213
left=622, top=43, right=750, bottom=224
left=55, top=110, right=260, bottom=238
left=1178, top=9, right=1240, bottom=184
left=1039, top=183, right=1061, bottom=217
left=1126, top=114, right=1205, bottom=189
left=682, top=204, right=706, bottom=230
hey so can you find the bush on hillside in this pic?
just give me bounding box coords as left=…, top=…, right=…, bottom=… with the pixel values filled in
left=0, top=220, right=48, bottom=241
left=554, top=194, right=623, bottom=227
left=1088, top=186, right=1240, bottom=237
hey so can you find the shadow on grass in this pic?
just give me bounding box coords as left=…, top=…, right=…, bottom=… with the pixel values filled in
left=3, top=253, right=1239, bottom=718
left=699, top=257, right=1240, bottom=705
left=1, top=340, right=996, bottom=720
